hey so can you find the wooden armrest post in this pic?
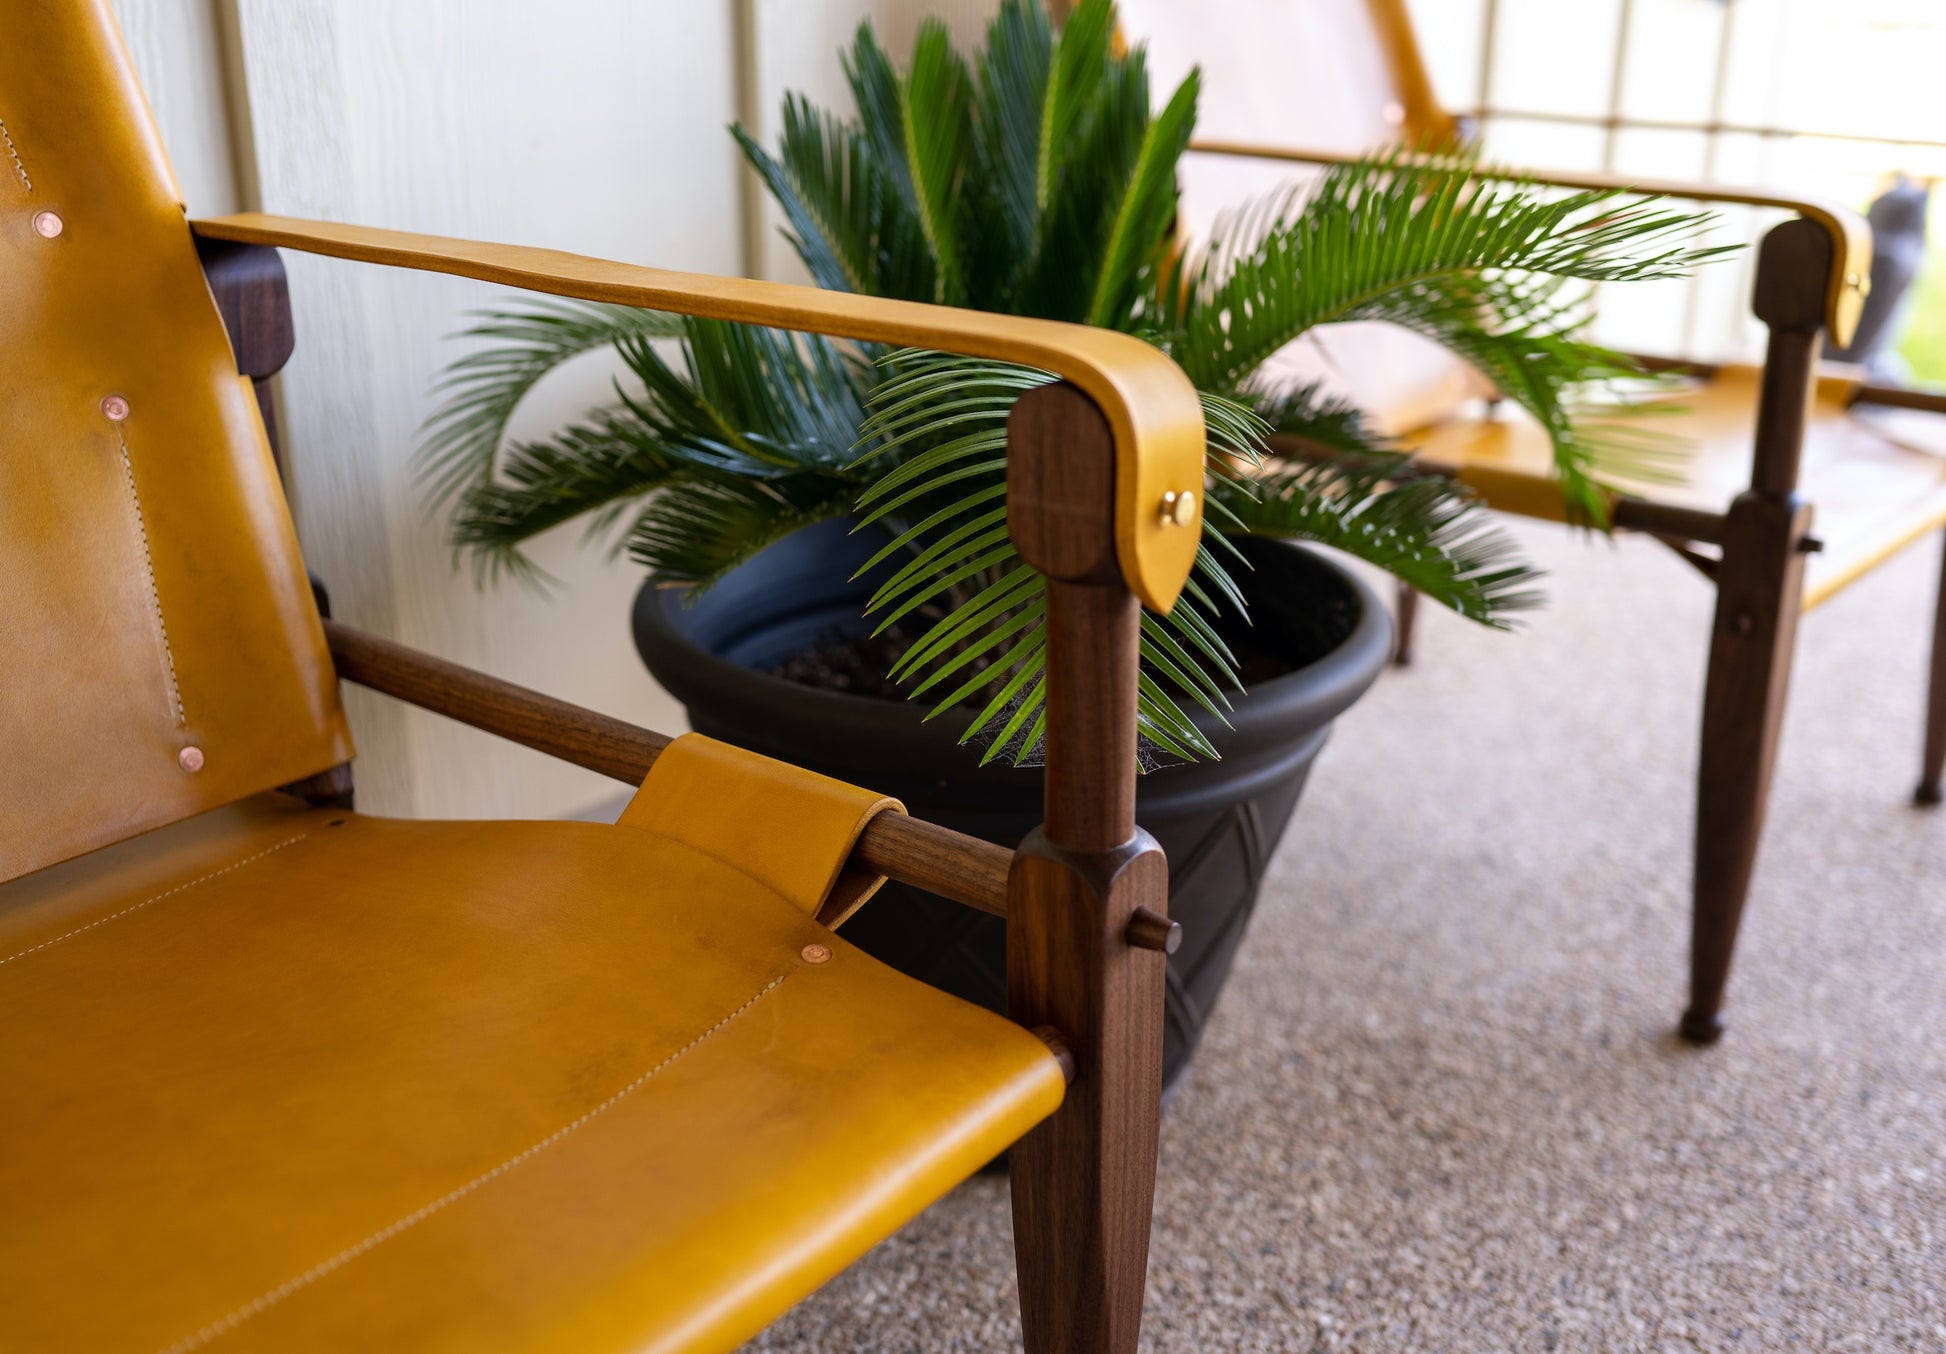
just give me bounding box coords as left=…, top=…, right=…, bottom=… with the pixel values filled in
left=1002, top=383, right=1168, bottom=1354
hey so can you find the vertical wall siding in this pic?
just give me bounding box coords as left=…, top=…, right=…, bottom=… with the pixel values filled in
left=110, top=0, right=997, bottom=819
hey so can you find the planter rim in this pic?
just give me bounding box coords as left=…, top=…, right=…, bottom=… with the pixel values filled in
left=633, top=530, right=1392, bottom=783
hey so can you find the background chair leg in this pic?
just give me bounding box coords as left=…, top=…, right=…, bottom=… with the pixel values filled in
left=1393, top=582, right=1419, bottom=666
left=1683, top=492, right=1811, bottom=1044
left=1915, top=531, right=1946, bottom=805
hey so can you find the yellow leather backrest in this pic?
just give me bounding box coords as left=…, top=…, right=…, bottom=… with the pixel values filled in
left=0, top=0, right=351, bottom=882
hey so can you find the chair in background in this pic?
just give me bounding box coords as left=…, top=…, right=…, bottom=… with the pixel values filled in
left=1120, top=0, right=1946, bottom=1042
left=0, top=3, right=1203, bottom=1349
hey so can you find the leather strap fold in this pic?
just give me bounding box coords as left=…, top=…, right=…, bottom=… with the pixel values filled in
left=618, top=734, right=903, bottom=928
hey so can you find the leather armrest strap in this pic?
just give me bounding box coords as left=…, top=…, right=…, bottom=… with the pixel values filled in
left=618, top=734, right=904, bottom=929
left=188, top=213, right=1208, bottom=612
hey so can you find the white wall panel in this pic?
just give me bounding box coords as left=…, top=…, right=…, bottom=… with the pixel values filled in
left=232, top=0, right=738, bottom=818
left=111, top=0, right=243, bottom=215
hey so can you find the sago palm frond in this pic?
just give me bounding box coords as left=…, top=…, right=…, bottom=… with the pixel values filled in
left=445, top=317, right=877, bottom=593
left=449, top=409, right=691, bottom=586
left=853, top=349, right=1243, bottom=764
left=1242, top=377, right=1394, bottom=460
left=733, top=97, right=936, bottom=301
left=627, top=475, right=859, bottom=588
left=1162, top=154, right=1729, bottom=520
left=1214, top=459, right=1544, bottom=626
left=422, top=0, right=1732, bottom=772
left=417, top=300, right=684, bottom=509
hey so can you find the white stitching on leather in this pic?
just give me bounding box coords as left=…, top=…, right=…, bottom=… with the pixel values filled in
left=0, top=833, right=309, bottom=970
left=158, top=973, right=791, bottom=1354
left=0, top=113, right=27, bottom=191
left=115, top=424, right=187, bottom=728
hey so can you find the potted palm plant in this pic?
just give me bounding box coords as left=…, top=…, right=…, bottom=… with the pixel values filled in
left=418, top=0, right=1722, bottom=1083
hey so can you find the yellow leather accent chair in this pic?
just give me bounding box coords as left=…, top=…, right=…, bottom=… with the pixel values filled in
left=0, top=4, right=1202, bottom=1350
left=1120, top=0, right=1946, bottom=1044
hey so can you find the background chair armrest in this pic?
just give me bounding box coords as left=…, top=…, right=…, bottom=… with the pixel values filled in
left=1184, top=139, right=1873, bottom=348
left=189, top=213, right=1207, bottom=612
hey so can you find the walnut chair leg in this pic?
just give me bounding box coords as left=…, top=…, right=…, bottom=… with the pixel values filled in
left=1682, top=217, right=1828, bottom=1046
left=1393, top=582, right=1420, bottom=666
left=1682, top=492, right=1811, bottom=1045
left=1004, top=383, right=1167, bottom=1352
left=1915, top=531, right=1946, bottom=806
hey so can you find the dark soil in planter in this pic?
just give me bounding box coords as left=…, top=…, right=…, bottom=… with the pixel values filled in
left=633, top=519, right=1391, bottom=1090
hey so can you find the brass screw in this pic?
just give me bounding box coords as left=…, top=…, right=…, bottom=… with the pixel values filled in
left=800, top=943, right=832, bottom=965
left=178, top=746, right=205, bottom=772
left=32, top=211, right=63, bottom=239
left=1159, top=489, right=1196, bottom=527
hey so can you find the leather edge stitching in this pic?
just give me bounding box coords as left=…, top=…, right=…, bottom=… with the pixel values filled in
left=158, top=971, right=792, bottom=1354
left=0, top=112, right=27, bottom=191
left=115, top=424, right=187, bottom=728
left=0, top=832, right=309, bottom=970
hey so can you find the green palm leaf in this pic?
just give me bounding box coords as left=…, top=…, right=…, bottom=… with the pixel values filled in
left=417, top=300, right=683, bottom=508
left=733, top=98, right=935, bottom=300
left=1215, top=457, right=1543, bottom=625
left=1164, top=152, right=1727, bottom=519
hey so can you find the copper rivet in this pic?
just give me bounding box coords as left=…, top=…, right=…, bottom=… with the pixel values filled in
left=800, top=943, right=832, bottom=965
left=101, top=395, right=130, bottom=422
left=178, top=746, right=205, bottom=773
left=1159, top=489, right=1196, bottom=527
left=32, top=211, right=63, bottom=239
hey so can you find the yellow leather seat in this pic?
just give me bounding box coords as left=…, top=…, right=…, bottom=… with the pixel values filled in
left=0, top=791, right=1064, bottom=1352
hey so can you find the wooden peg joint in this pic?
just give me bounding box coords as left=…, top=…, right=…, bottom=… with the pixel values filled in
left=1126, top=906, right=1181, bottom=953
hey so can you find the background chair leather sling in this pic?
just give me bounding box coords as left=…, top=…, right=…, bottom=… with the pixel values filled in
left=1118, top=0, right=1943, bottom=1044
left=0, top=3, right=1202, bottom=1349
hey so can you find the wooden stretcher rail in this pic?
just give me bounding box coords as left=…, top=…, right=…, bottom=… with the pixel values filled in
left=322, top=619, right=1015, bottom=917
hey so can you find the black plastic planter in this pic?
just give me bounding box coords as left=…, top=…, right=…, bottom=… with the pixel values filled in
left=632, top=519, right=1390, bottom=1088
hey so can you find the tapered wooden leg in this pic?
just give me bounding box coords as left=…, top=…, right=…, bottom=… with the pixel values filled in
left=1393, top=582, right=1419, bottom=666
left=1916, top=532, right=1946, bottom=806
left=1009, top=830, right=1167, bottom=1353
left=1682, top=491, right=1811, bottom=1044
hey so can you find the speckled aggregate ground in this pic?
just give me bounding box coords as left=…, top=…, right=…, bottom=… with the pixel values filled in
left=748, top=519, right=1946, bottom=1352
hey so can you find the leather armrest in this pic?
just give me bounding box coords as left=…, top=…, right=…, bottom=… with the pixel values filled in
left=188, top=213, right=1206, bottom=612
left=1184, top=138, right=1873, bottom=348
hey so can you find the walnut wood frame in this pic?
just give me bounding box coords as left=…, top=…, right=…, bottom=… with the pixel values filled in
left=1193, top=135, right=1946, bottom=1044
left=198, top=239, right=1175, bottom=1352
